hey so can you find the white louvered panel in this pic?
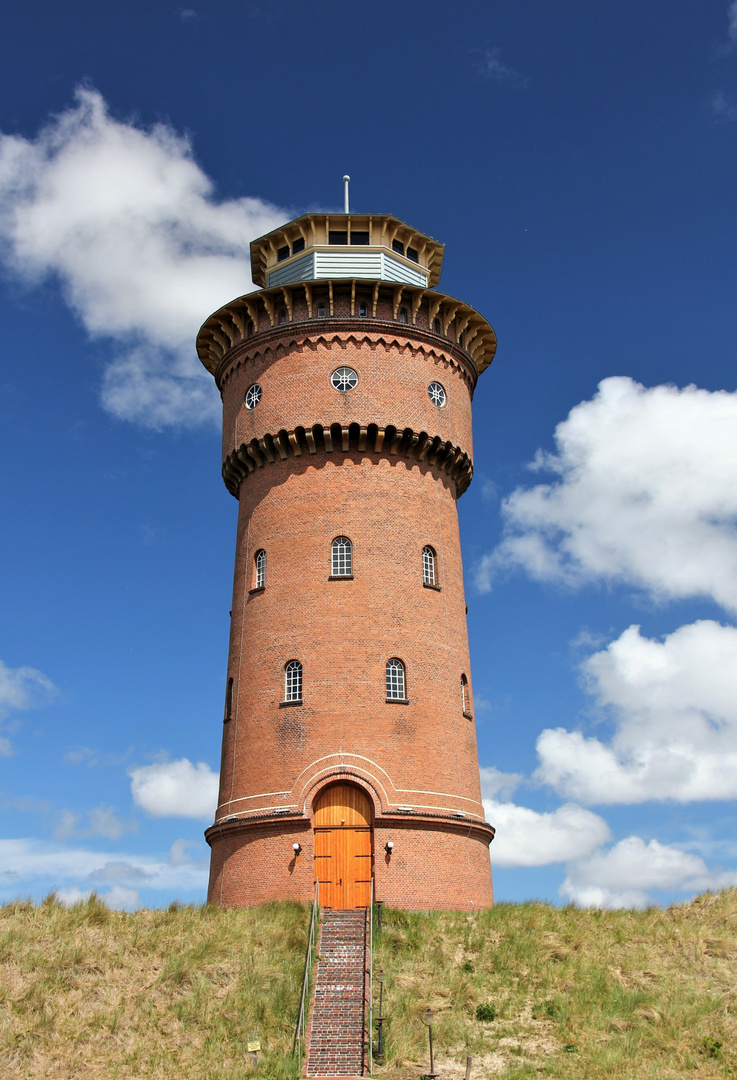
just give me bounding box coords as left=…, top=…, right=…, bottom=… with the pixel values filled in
left=314, top=250, right=384, bottom=279
left=380, top=253, right=428, bottom=287
left=266, top=252, right=315, bottom=287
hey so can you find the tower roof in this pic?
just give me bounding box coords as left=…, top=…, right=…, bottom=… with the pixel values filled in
left=250, top=213, right=445, bottom=290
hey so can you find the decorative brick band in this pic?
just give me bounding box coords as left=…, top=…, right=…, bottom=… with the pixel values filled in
left=215, top=325, right=477, bottom=394
left=204, top=809, right=494, bottom=847
left=222, top=420, right=474, bottom=497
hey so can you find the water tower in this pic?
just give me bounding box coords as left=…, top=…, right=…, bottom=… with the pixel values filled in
left=198, top=188, right=496, bottom=910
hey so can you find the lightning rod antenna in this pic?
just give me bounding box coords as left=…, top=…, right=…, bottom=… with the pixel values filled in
left=343, top=175, right=350, bottom=214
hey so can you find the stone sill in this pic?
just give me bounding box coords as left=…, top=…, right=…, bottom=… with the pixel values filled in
left=423, top=582, right=441, bottom=591
left=248, top=586, right=265, bottom=595
left=279, top=699, right=303, bottom=708
left=385, top=698, right=410, bottom=705
left=463, top=711, right=474, bottom=721
left=328, top=575, right=354, bottom=581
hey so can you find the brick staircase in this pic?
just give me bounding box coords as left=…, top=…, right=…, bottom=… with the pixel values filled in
left=305, top=909, right=368, bottom=1078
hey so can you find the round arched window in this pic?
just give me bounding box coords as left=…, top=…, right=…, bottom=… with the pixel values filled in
left=245, top=384, right=262, bottom=409
left=428, top=382, right=446, bottom=408
left=331, top=367, right=358, bottom=392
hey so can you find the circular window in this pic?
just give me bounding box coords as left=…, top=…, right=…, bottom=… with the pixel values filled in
left=244, top=384, right=262, bottom=409
left=331, top=367, right=358, bottom=392
left=428, top=382, right=446, bottom=408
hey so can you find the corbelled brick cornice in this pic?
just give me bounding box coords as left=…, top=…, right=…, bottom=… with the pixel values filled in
left=222, top=420, right=474, bottom=497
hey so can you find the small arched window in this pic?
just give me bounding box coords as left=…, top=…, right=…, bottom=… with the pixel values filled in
left=422, top=546, right=436, bottom=586
left=254, top=549, right=266, bottom=589
left=461, top=674, right=471, bottom=716
left=331, top=536, right=353, bottom=577
left=386, top=659, right=406, bottom=701
left=285, top=660, right=303, bottom=702
left=225, top=677, right=233, bottom=721
left=278, top=308, right=287, bottom=325
left=399, top=306, right=409, bottom=324
left=317, top=301, right=327, bottom=318
left=433, top=317, right=441, bottom=334
left=358, top=301, right=368, bottom=317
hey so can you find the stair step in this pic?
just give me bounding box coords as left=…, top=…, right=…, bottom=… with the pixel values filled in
left=305, top=910, right=368, bottom=1078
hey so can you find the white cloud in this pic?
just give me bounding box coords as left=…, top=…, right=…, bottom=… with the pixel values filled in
left=56, top=886, right=93, bottom=906
left=0, top=87, right=286, bottom=429
left=105, top=885, right=140, bottom=911
left=475, top=48, right=528, bottom=88
left=476, top=378, right=737, bottom=614
left=479, top=766, right=523, bottom=801
left=56, top=884, right=140, bottom=910
left=129, top=757, right=218, bottom=820
left=561, top=836, right=737, bottom=909
left=729, top=1, right=737, bottom=42
left=52, top=809, right=80, bottom=840
left=88, top=860, right=150, bottom=884
left=0, top=658, right=56, bottom=754
left=169, top=838, right=208, bottom=866
left=536, top=620, right=737, bottom=804
left=0, top=838, right=208, bottom=896
left=483, top=797, right=611, bottom=867
left=52, top=803, right=136, bottom=841
left=0, top=659, right=56, bottom=719
left=712, top=91, right=737, bottom=123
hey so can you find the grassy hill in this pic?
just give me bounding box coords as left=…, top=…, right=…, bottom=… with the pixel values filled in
left=1, top=889, right=735, bottom=1079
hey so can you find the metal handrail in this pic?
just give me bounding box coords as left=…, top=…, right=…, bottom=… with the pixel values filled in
left=368, top=878, right=374, bottom=1075
left=293, top=879, right=320, bottom=1066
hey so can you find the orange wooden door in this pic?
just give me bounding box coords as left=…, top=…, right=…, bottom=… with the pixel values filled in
left=314, top=785, right=373, bottom=908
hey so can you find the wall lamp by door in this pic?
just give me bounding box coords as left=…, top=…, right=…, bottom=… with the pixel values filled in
left=384, top=841, right=394, bottom=854
left=292, top=842, right=302, bottom=855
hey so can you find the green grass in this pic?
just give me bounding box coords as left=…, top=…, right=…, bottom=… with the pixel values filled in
left=0, top=894, right=306, bottom=1080
left=373, top=889, right=737, bottom=1078
left=1, top=889, right=736, bottom=1078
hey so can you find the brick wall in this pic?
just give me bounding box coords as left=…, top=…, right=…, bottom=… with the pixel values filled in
left=207, top=813, right=493, bottom=911
left=205, top=315, right=494, bottom=911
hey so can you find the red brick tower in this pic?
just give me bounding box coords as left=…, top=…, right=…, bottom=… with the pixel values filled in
left=197, top=207, right=497, bottom=911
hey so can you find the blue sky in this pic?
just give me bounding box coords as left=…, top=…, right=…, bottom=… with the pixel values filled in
left=1, top=0, right=737, bottom=910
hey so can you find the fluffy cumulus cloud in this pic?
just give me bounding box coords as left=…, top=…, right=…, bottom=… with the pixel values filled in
left=0, top=88, right=286, bottom=428
left=561, top=836, right=737, bottom=909
left=129, top=757, right=218, bottom=819
left=483, top=796, right=612, bottom=867
left=476, top=378, right=737, bottom=614
left=536, top=620, right=737, bottom=804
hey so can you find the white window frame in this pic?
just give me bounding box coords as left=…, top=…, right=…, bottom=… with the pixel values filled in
left=461, top=674, right=469, bottom=714
left=422, top=546, right=436, bottom=586
left=331, top=536, right=353, bottom=576
left=285, top=660, right=303, bottom=702
left=386, top=658, right=406, bottom=700
left=331, top=367, right=358, bottom=392
left=245, top=383, right=262, bottom=409
left=255, top=549, right=266, bottom=589
left=428, top=381, right=446, bottom=408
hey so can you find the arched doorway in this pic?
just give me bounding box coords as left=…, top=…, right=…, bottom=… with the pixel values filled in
left=313, top=783, right=373, bottom=908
